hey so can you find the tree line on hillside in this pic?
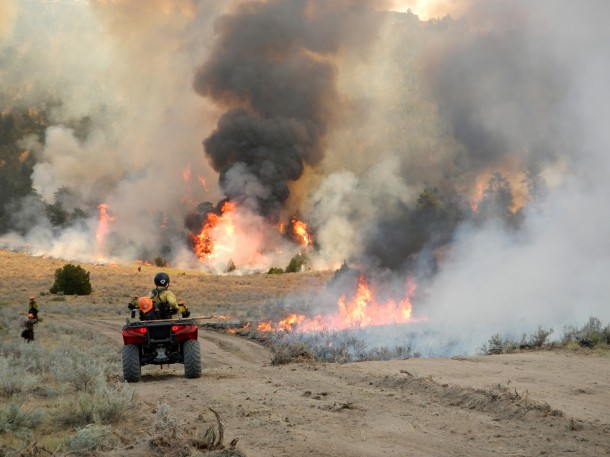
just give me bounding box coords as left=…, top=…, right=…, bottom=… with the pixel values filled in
left=0, top=104, right=546, bottom=266
left=0, top=107, right=93, bottom=234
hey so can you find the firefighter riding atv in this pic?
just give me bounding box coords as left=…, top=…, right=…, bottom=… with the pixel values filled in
left=121, top=297, right=201, bottom=382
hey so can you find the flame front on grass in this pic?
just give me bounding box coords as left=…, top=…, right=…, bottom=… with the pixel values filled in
left=256, top=275, right=422, bottom=334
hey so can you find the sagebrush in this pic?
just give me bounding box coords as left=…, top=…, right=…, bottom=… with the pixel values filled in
left=49, top=263, right=92, bottom=295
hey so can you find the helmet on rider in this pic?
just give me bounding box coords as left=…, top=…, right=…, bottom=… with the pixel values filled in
left=154, top=272, right=170, bottom=288
left=138, top=297, right=154, bottom=314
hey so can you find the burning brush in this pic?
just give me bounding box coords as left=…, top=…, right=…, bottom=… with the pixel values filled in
left=221, top=270, right=428, bottom=363
left=226, top=267, right=427, bottom=352
left=253, top=275, right=422, bottom=334
left=187, top=199, right=315, bottom=271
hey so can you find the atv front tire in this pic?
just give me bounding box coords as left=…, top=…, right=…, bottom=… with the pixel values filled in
left=183, top=339, right=201, bottom=378
left=122, top=344, right=141, bottom=382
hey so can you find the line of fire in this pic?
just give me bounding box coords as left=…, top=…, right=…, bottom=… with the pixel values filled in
left=93, top=163, right=533, bottom=339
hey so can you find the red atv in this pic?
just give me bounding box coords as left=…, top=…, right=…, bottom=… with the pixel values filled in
left=121, top=319, right=201, bottom=382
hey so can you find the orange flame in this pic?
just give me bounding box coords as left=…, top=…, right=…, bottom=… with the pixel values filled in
left=197, top=176, right=209, bottom=192
left=291, top=217, right=313, bottom=247
left=95, top=203, right=115, bottom=246
left=189, top=202, right=269, bottom=268
left=230, top=322, right=250, bottom=334
left=182, top=165, right=191, bottom=181
left=256, top=276, right=421, bottom=333
left=470, top=175, right=487, bottom=212
left=191, top=201, right=237, bottom=260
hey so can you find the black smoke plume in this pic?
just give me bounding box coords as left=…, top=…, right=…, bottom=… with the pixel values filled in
left=193, top=0, right=386, bottom=219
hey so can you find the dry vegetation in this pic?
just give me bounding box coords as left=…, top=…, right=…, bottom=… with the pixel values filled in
left=0, top=249, right=331, bottom=456
left=1, top=249, right=609, bottom=456
left=0, top=249, right=332, bottom=316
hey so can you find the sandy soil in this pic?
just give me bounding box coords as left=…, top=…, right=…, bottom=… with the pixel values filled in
left=69, top=316, right=609, bottom=457
left=2, top=250, right=610, bottom=456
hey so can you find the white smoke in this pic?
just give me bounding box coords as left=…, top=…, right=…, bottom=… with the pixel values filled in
left=413, top=1, right=610, bottom=354
left=1, top=0, right=224, bottom=262
left=303, top=0, right=610, bottom=355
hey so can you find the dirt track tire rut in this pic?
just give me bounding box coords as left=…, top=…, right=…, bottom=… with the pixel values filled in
left=200, top=330, right=271, bottom=368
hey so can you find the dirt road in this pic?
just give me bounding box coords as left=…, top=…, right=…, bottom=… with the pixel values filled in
left=76, top=317, right=610, bottom=457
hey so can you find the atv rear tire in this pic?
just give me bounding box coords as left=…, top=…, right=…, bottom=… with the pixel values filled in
left=122, top=344, right=141, bottom=382
left=183, top=339, right=201, bottom=378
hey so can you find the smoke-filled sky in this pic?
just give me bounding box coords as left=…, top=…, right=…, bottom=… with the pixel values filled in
left=1, top=0, right=609, bottom=354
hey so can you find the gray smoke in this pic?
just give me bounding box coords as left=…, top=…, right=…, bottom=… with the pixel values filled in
left=280, top=0, right=610, bottom=355
left=0, top=0, right=225, bottom=263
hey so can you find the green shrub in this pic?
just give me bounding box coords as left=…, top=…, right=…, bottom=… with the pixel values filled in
left=50, top=352, right=104, bottom=393
left=154, top=256, right=167, bottom=267
left=64, top=424, right=118, bottom=453
left=285, top=253, right=308, bottom=273
left=478, top=333, right=517, bottom=355
left=153, top=402, right=179, bottom=438
left=521, top=326, right=553, bottom=348
left=479, top=325, right=555, bottom=355
left=267, top=267, right=284, bottom=274
left=562, top=317, right=610, bottom=348
left=55, top=393, right=96, bottom=427
left=0, top=356, right=39, bottom=397
left=0, top=401, right=45, bottom=433
left=49, top=264, right=92, bottom=295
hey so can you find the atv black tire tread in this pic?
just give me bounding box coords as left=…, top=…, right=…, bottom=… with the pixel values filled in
left=183, top=339, right=202, bottom=378
left=122, top=344, right=141, bottom=382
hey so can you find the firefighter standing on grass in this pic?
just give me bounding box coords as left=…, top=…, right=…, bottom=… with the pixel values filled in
left=22, top=296, right=39, bottom=342
left=22, top=314, right=36, bottom=342
left=28, top=296, right=39, bottom=319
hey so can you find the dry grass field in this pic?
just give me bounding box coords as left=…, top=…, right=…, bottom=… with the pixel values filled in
left=1, top=249, right=332, bottom=316
left=1, top=249, right=609, bottom=457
